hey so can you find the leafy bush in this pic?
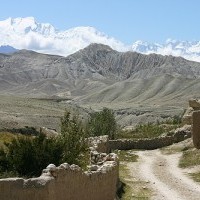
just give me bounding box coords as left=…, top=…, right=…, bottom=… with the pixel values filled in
left=59, top=110, right=88, bottom=165
left=87, top=108, right=117, bottom=139
left=1, top=134, right=62, bottom=177
left=0, top=110, right=89, bottom=178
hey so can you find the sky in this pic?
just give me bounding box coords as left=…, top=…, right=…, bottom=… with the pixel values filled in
left=0, top=0, right=200, bottom=44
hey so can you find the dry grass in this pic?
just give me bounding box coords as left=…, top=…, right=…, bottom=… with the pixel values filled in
left=179, top=148, right=200, bottom=168
left=161, top=138, right=193, bottom=155
left=117, top=150, right=151, bottom=200
left=119, top=163, right=151, bottom=200
left=116, top=121, right=180, bottom=140
left=0, top=132, right=17, bottom=148
left=114, top=150, right=138, bottom=162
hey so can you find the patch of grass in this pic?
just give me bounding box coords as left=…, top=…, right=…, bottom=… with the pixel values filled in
left=161, top=139, right=193, bottom=155
left=190, top=172, right=200, bottom=182
left=117, top=122, right=179, bottom=140
left=179, top=149, right=200, bottom=168
left=114, top=150, right=138, bottom=162
left=0, top=132, right=17, bottom=149
left=119, top=163, right=151, bottom=200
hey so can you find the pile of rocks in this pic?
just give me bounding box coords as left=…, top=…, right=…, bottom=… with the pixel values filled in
left=89, top=151, right=118, bottom=172
left=88, top=136, right=118, bottom=172
left=88, top=135, right=110, bottom=153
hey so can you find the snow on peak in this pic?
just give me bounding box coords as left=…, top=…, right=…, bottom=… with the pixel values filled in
left=131, top=39, right=200, bottom=62
left=0, top=17, right=200, bottom=62
left=0, top=17, right=128, bottom=56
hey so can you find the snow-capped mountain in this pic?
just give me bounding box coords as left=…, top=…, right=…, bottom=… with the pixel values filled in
left=0, top=17, right=200, bottom=62
left=0, top=17, right=128, bottom=56
left=132, top=39, right=200, bottom=62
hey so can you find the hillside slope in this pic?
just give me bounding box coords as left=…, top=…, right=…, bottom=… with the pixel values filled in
left=1, top=44, right=200, bottom=126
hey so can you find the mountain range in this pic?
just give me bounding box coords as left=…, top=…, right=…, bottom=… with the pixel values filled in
left=0, top=17, right=200, bottom=62
left=1, top=17, right=200, bottom=126
left=1, top=43, right=200, bottom=126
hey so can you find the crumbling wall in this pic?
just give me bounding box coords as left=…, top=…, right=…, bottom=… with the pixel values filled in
left=182, top=99, right=200, bottom=149
left=0, top=136, right=119, bottom=200
left=110, top=125, right=191, bottom=150
left=182, top=99, right=200, bottom=126
left=192, top=111, right=200, bottom=149
left=88, top=135, right=110, bottom=153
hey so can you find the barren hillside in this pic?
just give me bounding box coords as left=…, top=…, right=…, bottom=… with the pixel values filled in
left=1, top=44, right=200, bottom=128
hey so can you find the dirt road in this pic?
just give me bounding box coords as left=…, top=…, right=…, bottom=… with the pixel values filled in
left=127, top=150, right=200, bottom=200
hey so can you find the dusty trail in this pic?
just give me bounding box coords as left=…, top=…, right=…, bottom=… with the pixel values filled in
left=127, top=150, right=200, bottom=200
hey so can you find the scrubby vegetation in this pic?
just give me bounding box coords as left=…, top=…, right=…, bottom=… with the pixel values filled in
left=116, top=116, right=181, bottom=140
left=0, top=108, right=118, bottom=178
left=87, top=107, right=117, bottom=139
left=115, top=150, right=138, bottom=162
left=0, top=110, right=89, bottom=178
left=179, top=146, right=200, bottom=183
left=179, top=148, right=200, bottom=168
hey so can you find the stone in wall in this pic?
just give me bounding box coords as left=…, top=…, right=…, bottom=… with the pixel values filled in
left=182, top=107, right=194, bottom=125
left=189, top=99, right=200, bottom=110
left=88, top=135, right=110, bottom=153
left=192, top=111, right=200, bottom=149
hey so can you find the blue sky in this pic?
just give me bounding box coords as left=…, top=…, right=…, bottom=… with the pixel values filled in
left=1, top=0, right=199, bottom=44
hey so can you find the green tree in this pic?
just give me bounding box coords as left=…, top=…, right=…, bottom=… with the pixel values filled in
left=87, top=108, right=117, bottom=139
left=59, top=110, right=88, bottom=165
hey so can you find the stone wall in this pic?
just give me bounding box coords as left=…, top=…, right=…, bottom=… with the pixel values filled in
left=0, top=136, right=119, bottom=200
left=192, top=111, right=200, bottom=149
left=182, top=99, right=200, bottom=126
left=0, top=162, right=118, bottom=200
left=110, top=125, right=191, bottom=150
left=182, top=99, right=200, bottom=149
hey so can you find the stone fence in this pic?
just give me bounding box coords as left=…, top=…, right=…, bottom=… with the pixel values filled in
left=0, top=136, right=119, bottom=200
left=110, top=125, right=191, bottom=150
left=181, top=98, right=200, bottom=149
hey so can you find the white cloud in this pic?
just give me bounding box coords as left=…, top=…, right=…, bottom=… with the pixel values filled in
left=0, top=17, right=200, bottom=62
left=0, top=18, right=129, bottom=56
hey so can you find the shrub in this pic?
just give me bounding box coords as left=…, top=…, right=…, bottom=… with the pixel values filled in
left=0, top=110, right=89, bottom=178
left=87, top=108, right=117, bottom=139
left=59, top=110, right=88, bottom=165
left=3, top=134, right=62, bottom=177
